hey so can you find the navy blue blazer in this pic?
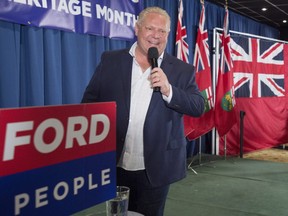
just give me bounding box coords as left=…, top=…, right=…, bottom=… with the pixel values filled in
left=82, top=48, right=204, bottom=187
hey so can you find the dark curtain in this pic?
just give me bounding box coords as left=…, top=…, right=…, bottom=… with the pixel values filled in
left=0, top=0, right=279, bottom=108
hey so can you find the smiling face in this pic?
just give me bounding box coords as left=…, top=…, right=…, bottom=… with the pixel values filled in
left=135, top=11, right=170, bottom=57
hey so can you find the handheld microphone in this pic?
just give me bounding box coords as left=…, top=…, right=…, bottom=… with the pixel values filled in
left=148, top=47, right=160, bottom=92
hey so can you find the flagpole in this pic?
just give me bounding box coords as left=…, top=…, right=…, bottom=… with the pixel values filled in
left=198, top=136, right=202, bottom=164
left=224, top=135, right=227, bottom=160
left=239, top=111, right=246, bottom=158
left=175, top=0, right=198, bottom=174
left=224, top=0, right=228, bottom=159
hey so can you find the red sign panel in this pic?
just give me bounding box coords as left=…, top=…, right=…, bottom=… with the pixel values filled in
left=0, top=102, right=116, bottom=176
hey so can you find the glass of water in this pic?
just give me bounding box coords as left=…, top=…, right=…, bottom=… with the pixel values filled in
left=106, top=186, right=130, bottom=216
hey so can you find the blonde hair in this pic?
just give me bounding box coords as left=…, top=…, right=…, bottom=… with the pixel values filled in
left=137, top=7, right=171, bottom=31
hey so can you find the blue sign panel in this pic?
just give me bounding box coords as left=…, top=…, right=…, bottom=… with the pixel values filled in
left=0, top=152, right=116, bottom=216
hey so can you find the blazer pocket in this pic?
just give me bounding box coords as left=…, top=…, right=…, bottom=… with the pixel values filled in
left=167, top=138, right=186, bottom=150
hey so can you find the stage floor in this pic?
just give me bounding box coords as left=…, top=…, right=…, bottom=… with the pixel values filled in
left=74, top=157, right=288, bottom=216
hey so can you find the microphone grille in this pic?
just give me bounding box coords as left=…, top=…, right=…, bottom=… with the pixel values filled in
left=148, top=47, right=159, bottom=59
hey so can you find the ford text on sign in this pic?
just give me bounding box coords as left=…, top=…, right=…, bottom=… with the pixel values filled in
left=0, top=102, right=116, bottom=215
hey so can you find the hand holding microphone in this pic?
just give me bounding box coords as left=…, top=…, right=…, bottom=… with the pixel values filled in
left=148, top=47, right=171, bottom=96
left=148, top=47, right=160, bottom=92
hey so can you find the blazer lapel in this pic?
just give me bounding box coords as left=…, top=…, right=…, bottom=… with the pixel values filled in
left=119, top=50, right=133, bottom=112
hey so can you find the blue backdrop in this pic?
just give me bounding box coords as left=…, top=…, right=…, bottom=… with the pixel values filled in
left=0, top=0, right=279, bottom=108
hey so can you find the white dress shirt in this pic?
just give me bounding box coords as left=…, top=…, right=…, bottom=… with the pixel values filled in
left=118, top=42, right=171, bottom=171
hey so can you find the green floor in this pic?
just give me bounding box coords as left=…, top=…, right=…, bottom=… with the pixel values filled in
left=75, top=157, right=288, bottom=216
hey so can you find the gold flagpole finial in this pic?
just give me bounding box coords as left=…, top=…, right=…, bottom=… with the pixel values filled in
left=200, top=0, right=204, bottom=5
left=225, top=0, right=228, bottom=9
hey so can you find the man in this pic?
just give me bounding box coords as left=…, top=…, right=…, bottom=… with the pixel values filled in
left=82, top=6, right=204, bottom=216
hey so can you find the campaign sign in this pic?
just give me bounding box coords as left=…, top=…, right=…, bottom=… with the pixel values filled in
left=0, top=102, right=116, bottom=216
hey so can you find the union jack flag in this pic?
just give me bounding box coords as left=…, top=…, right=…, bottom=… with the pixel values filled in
left=175, top=0, right=189, bottom=63
left=231, top=36, right=285, bottom=98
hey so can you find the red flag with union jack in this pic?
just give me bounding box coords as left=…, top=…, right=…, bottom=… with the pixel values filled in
left=185, top=2, right=215, bottom=140
left=175, top=0, right=189, bottom=63
left=175, top=0, right=193, bottom=136
left=219, top=34, right=288, bottom=155
left=215, top=7, right=237, bottom=137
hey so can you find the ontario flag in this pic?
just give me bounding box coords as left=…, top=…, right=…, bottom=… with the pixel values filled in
left=175, top=0, right=192, bottom=136
left=184, top=2, right=214, bottom=140
left=220, top=35, right=288, bottom=155
left=215, top=7, right=237, bottom=137
left=175, top=0, right=189, bottom=62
